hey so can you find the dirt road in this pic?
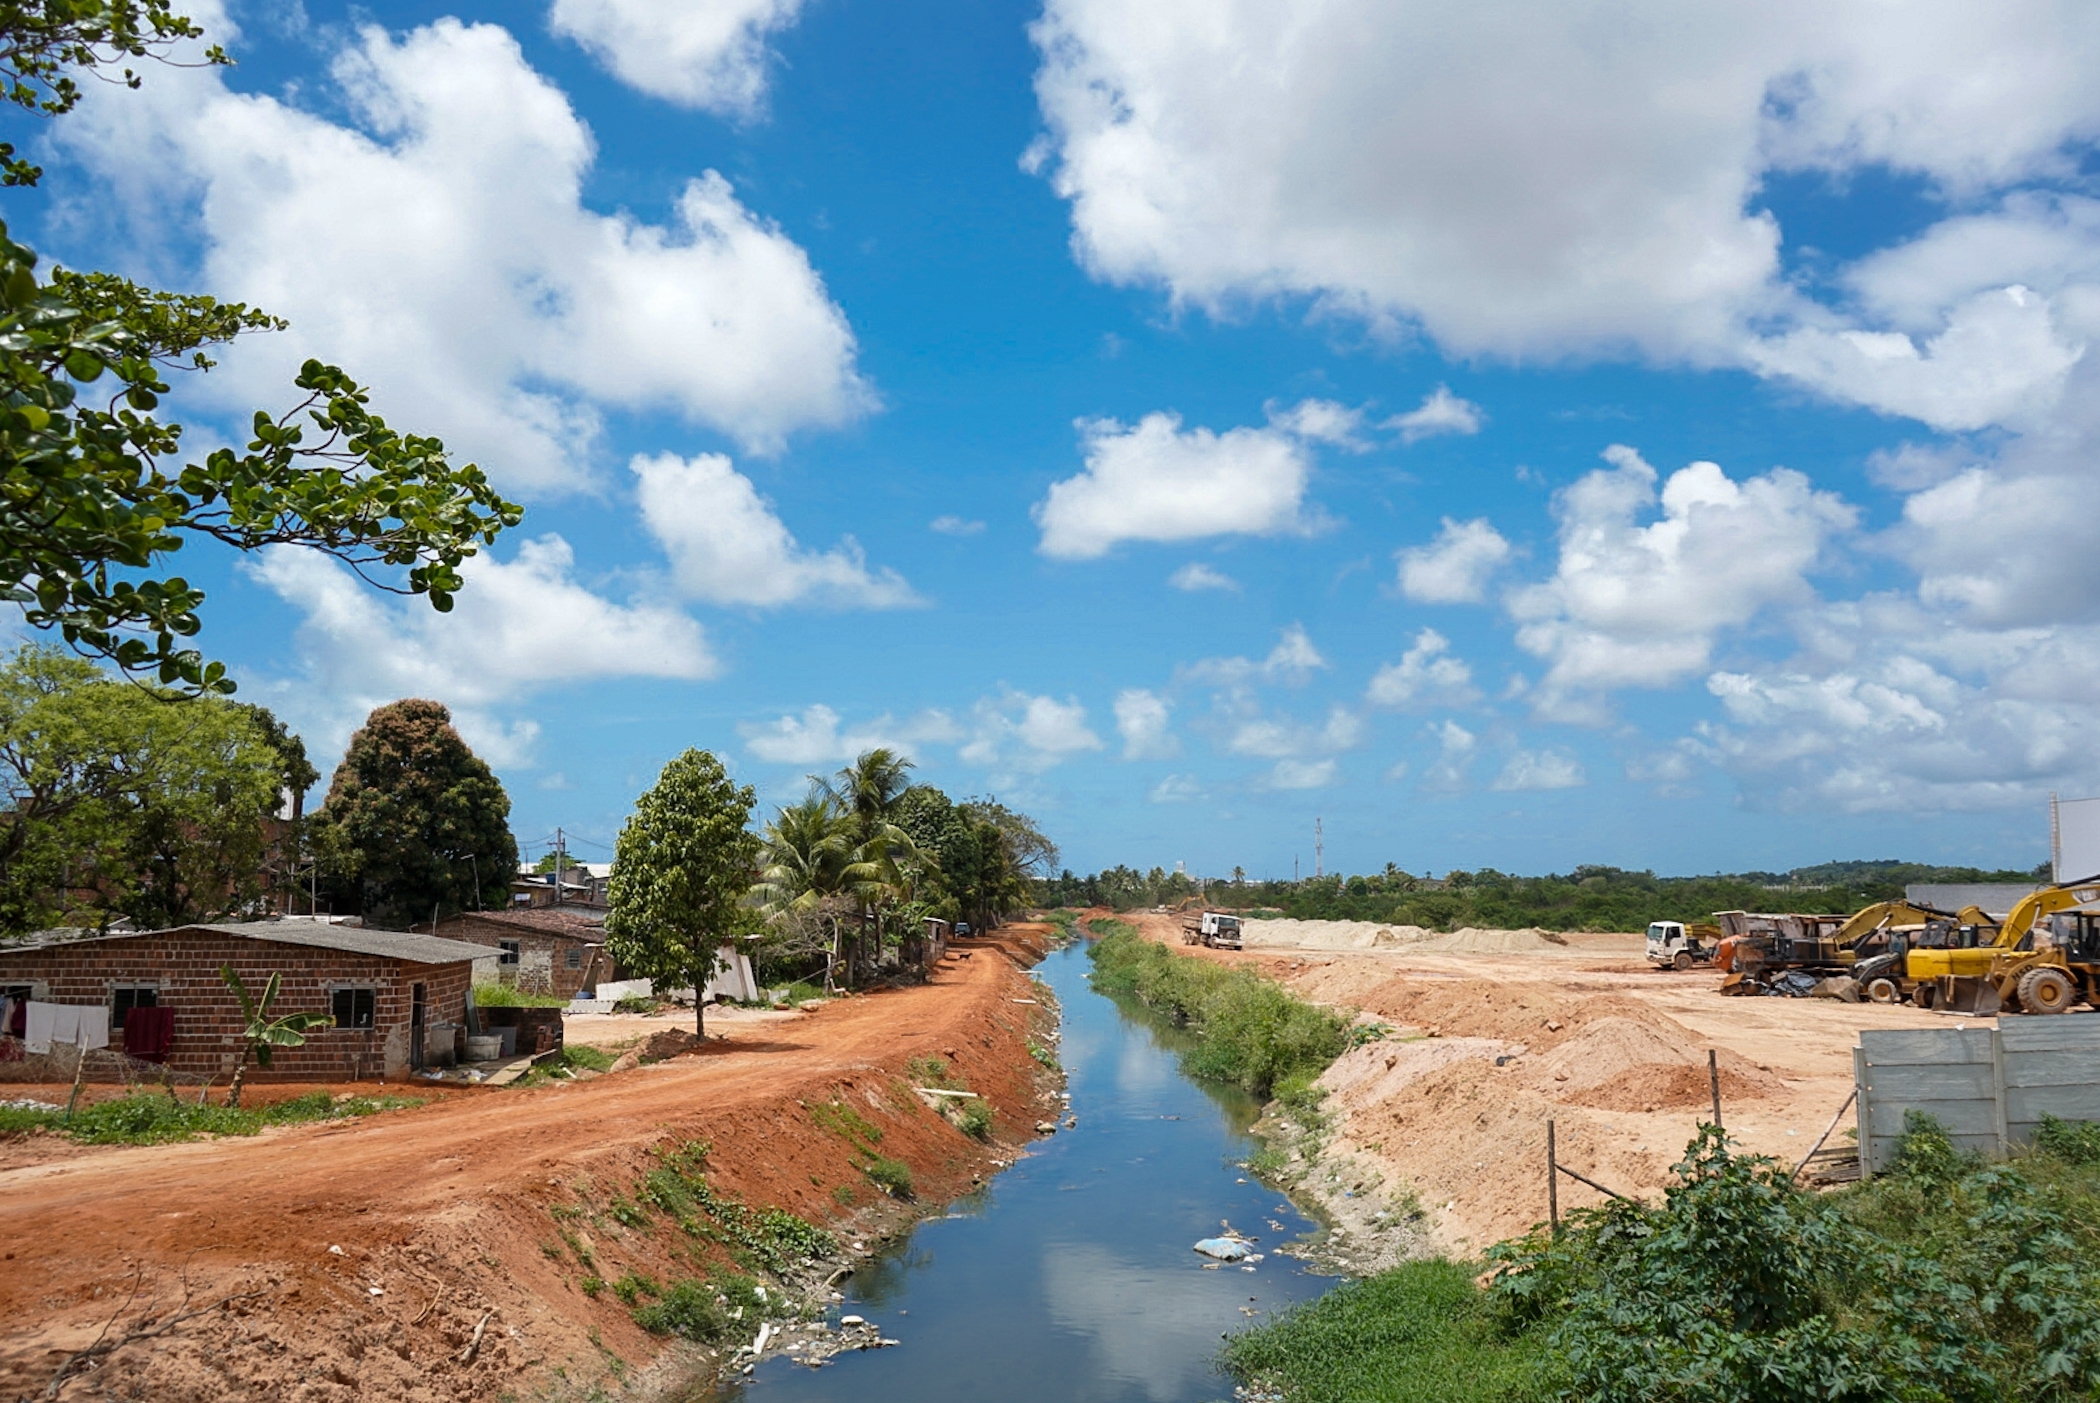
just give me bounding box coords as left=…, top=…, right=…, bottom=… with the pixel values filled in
left=1127, top=913, right=1955, bottom=1254
left=0, top=928, right=1057, bottom=1402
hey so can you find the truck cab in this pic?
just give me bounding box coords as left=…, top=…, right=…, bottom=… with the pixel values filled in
left=1182, top=911, right=1243, bottom=949
left=1647, top=921, right=1707, bottom=970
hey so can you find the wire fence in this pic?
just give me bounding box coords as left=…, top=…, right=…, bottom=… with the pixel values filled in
left=0, top=1040, right=220, bottom=1102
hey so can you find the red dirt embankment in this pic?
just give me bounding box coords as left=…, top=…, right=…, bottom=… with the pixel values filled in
left=0, top=926, right=1057, bottom=1402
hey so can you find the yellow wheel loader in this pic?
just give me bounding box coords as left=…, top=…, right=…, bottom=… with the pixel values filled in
left=1902, top=878, right=2100, bottom=1014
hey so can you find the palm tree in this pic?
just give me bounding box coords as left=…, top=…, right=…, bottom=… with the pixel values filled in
left=754, top=794, right=854, bottom=989
left=816, top=750, right=934, bottom=983
left=219, top=966, right=333, bottom=1107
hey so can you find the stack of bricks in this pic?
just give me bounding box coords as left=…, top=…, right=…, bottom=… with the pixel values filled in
left=0, top=929, right=472, bottom=1082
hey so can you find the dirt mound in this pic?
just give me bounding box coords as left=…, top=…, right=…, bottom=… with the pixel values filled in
left=1353, top=977, right=1691, bottom=1052
left=1564, top=1061, right=1774, bottom=1112
left=1241, top=919, right=1435, bottom=950
left=609, top=1026, right=702, bottom=1071
left=1419, top=926, right=1567, bottom=953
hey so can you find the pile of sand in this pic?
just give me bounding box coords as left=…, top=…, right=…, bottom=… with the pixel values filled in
left=1419, top=926, right=1567, bottom=953
left=1241, top=919, right=1436, bottom=950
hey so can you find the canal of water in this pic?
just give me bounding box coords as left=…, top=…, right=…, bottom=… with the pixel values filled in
left=706, top=941, right=1338, bottom=1403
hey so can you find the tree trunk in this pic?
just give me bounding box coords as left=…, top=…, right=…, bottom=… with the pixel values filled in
left=227, top=1050, right=249, bottom=1108
left=693, top=934, right=706, bottom=1040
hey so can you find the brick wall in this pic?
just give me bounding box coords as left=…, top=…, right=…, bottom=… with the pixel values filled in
left=0, top=931, right=472, bottom=1082
left=432, top=915, right=598, bottom=999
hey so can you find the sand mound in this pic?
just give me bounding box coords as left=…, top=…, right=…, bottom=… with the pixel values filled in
left=1318, top=1035, right=1520, bottom=1110
left=1419, top=926, right=1567, bottom=953
left=1353, top=977, right=1690, bottom=1052
left=1564, top=1062, right=1774, bottom=1112
left=1241, top=919, right=1435, bottom=950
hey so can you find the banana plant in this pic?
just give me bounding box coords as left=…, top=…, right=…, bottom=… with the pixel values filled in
left=219, top=965, right=333, bottom=1107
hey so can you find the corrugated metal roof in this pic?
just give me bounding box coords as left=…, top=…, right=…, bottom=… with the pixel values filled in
left=1906, top=884, right=2044, bottom=921
left=0, top=919, right=484, bottom=965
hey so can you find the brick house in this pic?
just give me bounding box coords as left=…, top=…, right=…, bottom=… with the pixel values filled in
left=419, top=908, right=607, bottom=1000
left=0, top=918, right=483, bottom=1082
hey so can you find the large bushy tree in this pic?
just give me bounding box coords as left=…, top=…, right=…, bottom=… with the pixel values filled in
left=311, top=699, right=516, bottom=929
left=0, top=644, right=287, bottom=932
left=0, top=3, right=520, bottom=695
left=606, top=749, right=759, bottom=1037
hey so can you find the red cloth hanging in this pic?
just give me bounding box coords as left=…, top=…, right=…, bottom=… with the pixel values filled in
left=123, top=1006, right=175, bottom=1062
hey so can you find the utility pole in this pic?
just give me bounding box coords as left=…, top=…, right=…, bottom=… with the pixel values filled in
left=1315, top=817, right=1324, bottom=879
left=554, top=827, right=566, bottom=907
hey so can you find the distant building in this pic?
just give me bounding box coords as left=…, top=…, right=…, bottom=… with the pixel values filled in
left=0, top=918, right=483, bottom=1081
left=420, top=908, right=608, bottom=1000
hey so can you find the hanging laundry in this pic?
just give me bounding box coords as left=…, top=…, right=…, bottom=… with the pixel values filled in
left=23, top=1001, right=58, bottom=1054
left=75, top=1005, right=109, bottom=1053
left=123, top=1007, right=175, bottom=1062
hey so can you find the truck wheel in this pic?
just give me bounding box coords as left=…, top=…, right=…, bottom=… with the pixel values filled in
left=1673, top=951, right=1693, bottom=971
left=1915, top=984, right=1935, bottom=1010
left=2017, top=967, right=2077, bottom=1015
left=1865, top=977, right=1901, bottom=1005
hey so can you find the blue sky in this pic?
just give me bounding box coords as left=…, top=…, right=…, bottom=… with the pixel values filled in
left=12, top=0, right=2100, bottom=878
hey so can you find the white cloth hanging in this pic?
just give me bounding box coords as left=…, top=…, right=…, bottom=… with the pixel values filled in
left=22, top=1000, right=56, bottom=1054
left=24, top=1001, right=80, bottom=1054
left=75, top=1005, right=109, bottom=1052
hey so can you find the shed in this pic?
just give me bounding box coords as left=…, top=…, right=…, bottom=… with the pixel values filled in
left=0, top=918, right=483, bottom=1082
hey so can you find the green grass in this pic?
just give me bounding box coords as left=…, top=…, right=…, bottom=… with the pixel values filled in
left=1087, top=922, right=1348, bottom=1102
left=956, top=1098, right=993, bottom=1141
left=631, top=1269, right=765, bottom=1342
left=1224, top=1260, right=1543, bottom=1403
left=0, top=1090, right=422, bottom=1145
left=558, top=1044, right=615, bottom=1072
left=864, top=1155, right=914, bottom=1199
left=471, top=982, right=571, bottom=1008
left=626, top=1141, right=836, bottom=1272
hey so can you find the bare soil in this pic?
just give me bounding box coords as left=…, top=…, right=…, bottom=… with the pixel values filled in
left=0, top=927, right=1060, bottom=1402
left=1124, top=913, right=1956, bottom=1255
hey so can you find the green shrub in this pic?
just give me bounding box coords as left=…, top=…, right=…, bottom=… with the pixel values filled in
left=560, top=1044, right=616, bottom=1073
left=865, top=1156, right=914, bottom=1199
left=631, top=1142, right=834, bottom=1271
left=1027, top=1039, right=1059, bottom=1070
left=956, top=1098, right=994, bottom=1140
left=2035, top=1113, right=2100, bottom=1166
left=579, top=1275, right=605, bottom=1297
left=613, top=994, right=660, bottom=1015
left=1225, top=1259, right=1542, bottom=1403
left=0, top=1091, right=421, bottom=1145
left=906, top=1055, right=953, bottom=1086
left=631, top=1271, right=760, bottom=1342
left=471, top=982, right=569, bottom=1008
left=1088, top=924, right=1348, bottom=1097
left=610, top=1272, right=660, bottom=1306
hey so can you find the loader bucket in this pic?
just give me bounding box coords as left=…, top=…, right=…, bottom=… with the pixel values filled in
left=1940, top=976, right=2002, bottom=1015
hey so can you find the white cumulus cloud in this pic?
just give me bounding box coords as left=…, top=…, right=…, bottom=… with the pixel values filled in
left=1396, top=518, right=1512, bottom=604
left=61, top=16, right=868, bottom=491
left=1367, top=629, right=1478, bottom=710
left=1033, top=407, right=1327, bottom=559
left=1385, top=386, right=1485, bottom=443
left=1181, top=624, right=1326, bottom=688
left=548, top=0, right=802, bottom=117
left=633, top=452, right=918, bottom=609
left=962, top=691, right=1105, bottom=774
left=1167, top=562, right=1238, bottom=592
left=1113, top=689, right=1178, bottom=760
left=1491, top=749, right=1586, bottom=792
left=247, top=538, right=714, bottom=768
left=738, top=704, right=960, bottom=766
left=1508, top=446, right=1855, bottom=713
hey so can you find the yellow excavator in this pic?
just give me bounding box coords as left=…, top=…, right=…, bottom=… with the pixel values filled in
left=1903, top=877, right=2100, bottom=1014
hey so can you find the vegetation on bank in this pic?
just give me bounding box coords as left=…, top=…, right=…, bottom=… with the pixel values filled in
left=1227, top=1116, right=2100, bottom=1403
left=1086, top=920, right=1349, bottom=1105
left=1042, top=858, right=2043, bottom=932
left=0, top=1090, right=422, bottom=1145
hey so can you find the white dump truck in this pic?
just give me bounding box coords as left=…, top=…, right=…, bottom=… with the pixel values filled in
left=1646, top=920, right=1716, bottom=970
left=1181, top=911, right=1244, bottom=950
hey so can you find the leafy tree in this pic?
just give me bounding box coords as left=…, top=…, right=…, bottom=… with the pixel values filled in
left=218, top=965, right=331, bottom=1108
left=605, top=749, right=759, bottom=1037
left=0, top=4, right=521, bottom=694
left=752, top=792, right=868, bottom=990
left=0, top=644, right=286, bottom=932
left=310, top=699, right=517, bottom=930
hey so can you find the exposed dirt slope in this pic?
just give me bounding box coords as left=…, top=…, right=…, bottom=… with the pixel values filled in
left=1120, top=911, right=1951, bottom=1254
left=0, top=927, right=1057, bottom=1402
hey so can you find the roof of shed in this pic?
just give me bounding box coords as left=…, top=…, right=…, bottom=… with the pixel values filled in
left=0, top=918, right=486, bottom=966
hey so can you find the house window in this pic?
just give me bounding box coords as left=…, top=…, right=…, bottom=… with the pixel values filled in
left=110, top=986, right=158, bottom=1030
left=331, top=988, right=376, bottom=1030
left=565, top=948, right=583, bottom=969
left=498, top=940, right=521, bottom=966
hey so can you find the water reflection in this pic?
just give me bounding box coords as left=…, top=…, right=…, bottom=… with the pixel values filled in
left=703, top=944, right=1336, bottom=1403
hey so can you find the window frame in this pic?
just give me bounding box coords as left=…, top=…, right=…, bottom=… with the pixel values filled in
left=330, top=987, right=377, bottom=1031
left=109, top=984, right=159, bottom=1030
left=497, top=940, right=521, bottom=966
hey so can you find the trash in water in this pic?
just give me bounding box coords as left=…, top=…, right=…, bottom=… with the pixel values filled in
left=1194, top=1237, right=1253, bottom=1261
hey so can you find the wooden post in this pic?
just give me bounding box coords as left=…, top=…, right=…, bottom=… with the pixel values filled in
left=1708, top=1048, right=1723, bottom=1130
left=1547, top=1118, right=1559, bottom=1235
